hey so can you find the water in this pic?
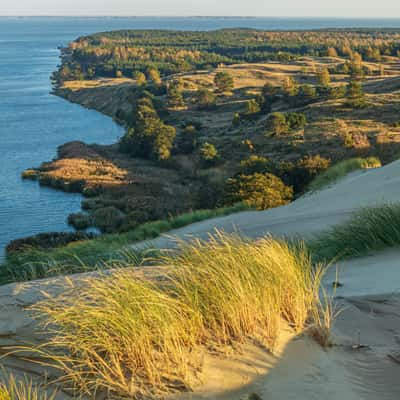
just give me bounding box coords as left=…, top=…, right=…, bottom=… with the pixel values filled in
left=1, top=17, right=400, bottom=258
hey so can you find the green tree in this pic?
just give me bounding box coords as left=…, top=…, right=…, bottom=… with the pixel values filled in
left=196, top=88, right=217, bottom=110
left=232, top=112, right=241, bottom=127
left=167, top=80, right=185, bottom=108
left=146, top=66, right=162, bottom=85
left=327, top=47, right=338, bottom=57
left=299, top=84, right=317, bottom=100
left=200, top=142, right=219, bottom=166
left=282, top=76, right=299, bottom=97
left=226, top=173, right=293, bottom=210
left=317, top=68, right=331, bottom=87
left=346, top=79, right=366, bottom=108
left=120, top=95, right=176, bottom=160
left=286, top=112, right=307, bottom=130
left=177, top=125, right=199, bottom=153
left=239, top=155, right=269, bottom=175
left=245, top=99, right=261, bottom=115
left=134, top=71, right=147, bottom=86
left=349, top=52, right=363, bottom=79
left=214, top=71, right=234, bottom=93
left=269, top=113, right=289, bottom=135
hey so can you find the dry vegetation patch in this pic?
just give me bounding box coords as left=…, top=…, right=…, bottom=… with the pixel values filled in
left=28, top=233, right=330, bottom=399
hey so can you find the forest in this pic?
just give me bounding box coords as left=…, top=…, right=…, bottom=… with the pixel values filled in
left=54, top=28, right=400, bottom=81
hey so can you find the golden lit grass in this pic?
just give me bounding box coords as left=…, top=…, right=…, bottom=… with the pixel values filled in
left=30, top=233, right=330, bottom=399
left=22, top=141, right=129, bottom=191
left=36, top=158, right=128, bottom=187
left=0, top=372, right=56, bottom=400
left=61, top=77, right=135, bottom=91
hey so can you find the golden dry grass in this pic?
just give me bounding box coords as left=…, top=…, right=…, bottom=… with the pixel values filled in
left=0, top=372, right=56, bottom=400
left=28, top=233, right=331, bottom=399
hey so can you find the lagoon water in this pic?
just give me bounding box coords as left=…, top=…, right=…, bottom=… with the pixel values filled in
left=1, top=17, right=400, bottom=258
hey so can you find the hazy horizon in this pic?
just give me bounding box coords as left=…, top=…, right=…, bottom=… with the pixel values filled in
left=1, top=0, right=399, bottom=18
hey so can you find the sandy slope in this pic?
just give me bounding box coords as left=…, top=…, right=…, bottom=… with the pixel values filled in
left=135, top=160, right=400, bottom=251
left=2, top=161, right=400, bottom=399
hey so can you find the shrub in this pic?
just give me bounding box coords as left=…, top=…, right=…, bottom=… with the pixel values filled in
left=269, top=112, right=289, bottom=135
left=278, top=155, right=330, bottom=194
left=239, top=155, right=270, bottom=175
left=232, top=112, right=241, bottom=126
left=93, top=206, right=125, bottom=233
left=214, top=71, right=234, bottom=92
left=346, top=79, right=367, bottom=108
left=119, top=94, right=176, bottom=160
left=308, top=157, right=381, bottom=192
left=226, top=172, right=293, bottom=210
left=286, top=112, right=307, bottom=130
left=177, top=125, right=199, bottom=153
left=146, top=66, right=162, bottom=85
left=6, top=232, right=97, bottom=255
left=68, top=212, right=92, bottom=230
left=299, top=84, right=317, bottom=100
left=167, top=79, right=185, bottom=108
left=134, top=71, right=147, bottom=86
left=196, top=88, right=217, bottom=110
left=32, top=233, right=328, bottom=398
left=200, top=142, right=219, bottom=166
left=317, top=68, right=331, bottom=86
left=244, top=99, right=261, bottom=115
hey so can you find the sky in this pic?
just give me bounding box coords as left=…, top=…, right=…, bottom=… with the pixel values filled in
left=1, top=0, right=400, bottom=18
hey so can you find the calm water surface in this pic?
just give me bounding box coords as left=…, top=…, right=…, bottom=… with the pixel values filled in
left=1, top=17, right=400, bottom=258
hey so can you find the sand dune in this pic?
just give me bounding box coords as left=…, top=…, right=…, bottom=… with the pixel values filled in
left=136, top=160, right=400, bottom=251
left=2, top=161, right=400, bottom=398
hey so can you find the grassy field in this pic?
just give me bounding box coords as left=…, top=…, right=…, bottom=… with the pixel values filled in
left=308, top=157, right=381, bottom=192
left=30, top=233, right=329, bottom=399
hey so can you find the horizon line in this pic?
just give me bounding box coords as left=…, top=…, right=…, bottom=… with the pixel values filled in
left=1, top=15, right=400, bottom=19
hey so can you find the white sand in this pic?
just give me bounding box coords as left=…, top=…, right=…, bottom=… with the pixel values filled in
left=2, top=160, right=400, bottom=398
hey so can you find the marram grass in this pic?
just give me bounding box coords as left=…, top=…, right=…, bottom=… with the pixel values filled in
left=308, top=157, right=381, bottom=192
left=309, top=203, right=400, bottom=261
left=0, top=372, right=56, bottom=400
left=30, top=233, right=329, bottom=399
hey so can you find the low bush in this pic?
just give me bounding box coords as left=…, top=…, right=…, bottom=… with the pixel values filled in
left=6, top=232, right=97, bottom=255
left=226, top=172, right=293, bottom=210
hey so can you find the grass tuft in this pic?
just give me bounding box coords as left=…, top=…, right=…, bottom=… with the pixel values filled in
left=309, top=203, right=400, bottom=261
left=30, top=233, right=329, bottom=399
left=0, top=372, right=56, bottom=400
left=308, top=157, right=381, bottom=192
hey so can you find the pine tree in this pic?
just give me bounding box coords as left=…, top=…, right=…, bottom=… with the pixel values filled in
left=146, top=66, right=162, bottom=85
left=317, top=68, right=331, bottom=87
left=134, top=71, right=147, bottom=86
left=346, top=79, right=366, bottom=108
left=214, top=71, right=234, bottom=93
left=167, top=80, right=185, bottom=108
